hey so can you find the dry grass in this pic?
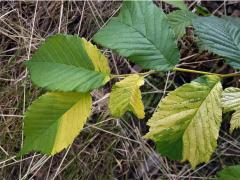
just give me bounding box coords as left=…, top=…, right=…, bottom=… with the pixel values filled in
left=0, top=1, right=240, bottom=179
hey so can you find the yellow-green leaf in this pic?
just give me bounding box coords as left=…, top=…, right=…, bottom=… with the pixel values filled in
left=26, top=34, right=110, bottom=92
left=145, top=75, right=222, bottom=168
left=82, top=38, right=110, bottom=74
left=109, top=74, right=145, bottom=119
left=222, top=87, right=240, bottom=133
left=20, top=92, right=92, bottom=155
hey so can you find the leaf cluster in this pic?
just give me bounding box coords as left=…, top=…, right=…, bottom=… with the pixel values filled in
left=20, top=0, right=240, bottom=170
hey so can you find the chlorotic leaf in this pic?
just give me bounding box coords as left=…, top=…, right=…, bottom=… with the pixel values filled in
left=26, top=34, right=111, bottom=92
left=164, top=0, right=188, bottom=11
left=217, top=165, right=240, bottom=180
left=222, top=87, right=240, bottom=133
left=193, top=16, right=240, bottom=70
left=168, top=10, right=197, bottom=38
left=93, top=0, right=180, bottom=71
left=109, top=74, right=145, bottom=119
left=20, top=92, right=92, bottom=155
left=145, top=75, right=222, bottom=168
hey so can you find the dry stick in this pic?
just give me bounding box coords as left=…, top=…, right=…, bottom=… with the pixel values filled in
left=53, top=135, right=98, bottom=177
left=87, top=0, right=101, bottom=28
left=87, top=123, right=141, bottom=144
left=120, top=119, right=168, bottom=175
left=28, top=157, right=51, bottom=180
left=0, top=155, right=42, bottom=168
left=46, top=157, right=54, bottom=180
left=77, top=0, right=86, bottom=35
left=89, top=4, right=121, bottom=42
left=0, top=146, right=9, bottom=156
left=179, top=53, right=199, bottom=62
left=19, top=1, right=38, bottom=179
left=180, top=58, right=223, bottom=65
left=212, top=2, right=224, bottom=15
left=111, top=53, right=121, bottom=80
left=52, top=146, right=71, bottom=179
left=0, top=9, right=16, bottom=19
left=58, top=0, right=64, bottom=33
left=90, top=1, right=104, bottom=24
left=21, top=155, right=49, bottom=180
left=0, top=114, right=23, bottom=118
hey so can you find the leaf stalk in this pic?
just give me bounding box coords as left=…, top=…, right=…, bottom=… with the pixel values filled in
left=173, top=67, right=240, bottom=78
left=111, top=67, right=240, bottom=79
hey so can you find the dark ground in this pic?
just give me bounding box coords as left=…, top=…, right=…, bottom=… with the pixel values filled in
left=1, top=1, right=240, bottom=179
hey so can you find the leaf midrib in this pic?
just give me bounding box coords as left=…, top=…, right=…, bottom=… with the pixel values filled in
left=185, top=80, right=220, bottom=130
left=115, top=17, right=176, bottom=67
left=182, top=79, right=221, bottom=160
left=27, top=61, right=109, bottom=76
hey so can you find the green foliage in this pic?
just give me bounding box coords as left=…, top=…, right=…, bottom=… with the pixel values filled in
left=217, top=165, right=240, bottom=180
left=195, top=5, right=211, bottom=16
left=93, top=0, right=180, bottom=71
left=21, top=0, right=240, bottom=171
left=20, top=92, right=92, bottom=155
left=26, top=34, right=110, bottom=92
left=145, top=75, right=222, bottom=168
left=222, top=87, right=240, bottom=133
left=223, top=16, right=240, bottom=27
left=168, top=10, right=197, bottom=38
left=109, top=75, right=145, bottom=119
left=193, top=16, right=240, bottom=70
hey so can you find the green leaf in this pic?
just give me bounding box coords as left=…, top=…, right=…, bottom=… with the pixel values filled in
left=222, top=87, right=240, bottom=133
left=26, top=34, right=111, bottom=92
left=93, top=0, right=180, bottom=71
left=109, top=74, right=145, bottom=119
left=20, top=92, right=92, bottom=155
left=168, top=10, right=197, bottom=38
left=164, top=0, right=188, bottom=11
left=193, top=16, right=240, bottom=70
left=195, top=5, right=211, bottom=16
left=145, top=75, right=222, bottom=168
left=217, top=165, right=240, bottom=180
left=223, top=16, right=240, bottom=27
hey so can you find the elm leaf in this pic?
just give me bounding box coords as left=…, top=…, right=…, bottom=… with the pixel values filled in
left=26, top=34, right=110, bottom=92
left=93, top=0, right=180, bottom=71
left=145, top=75, right=223, bottom=168
left=20, top=92, right=92, bottom=155
left=193, top=16, right=240, bottom=70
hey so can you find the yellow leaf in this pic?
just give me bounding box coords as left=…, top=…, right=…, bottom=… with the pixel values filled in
left=222, top=87, right=240, bottom=133
left=82, top=38, right=110, bottom=74
left=109, top=74, right=145, bottom=119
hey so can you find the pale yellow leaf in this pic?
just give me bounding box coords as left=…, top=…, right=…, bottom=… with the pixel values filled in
left=109, top=74, right=145, bottom=119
